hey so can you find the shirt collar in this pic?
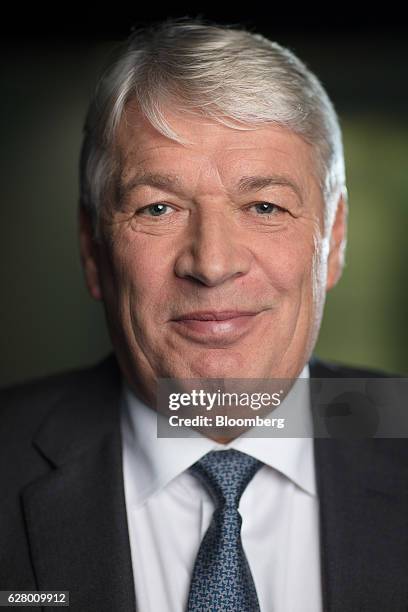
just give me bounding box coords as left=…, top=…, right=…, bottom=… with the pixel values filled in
left=120, top=364, right=316, bottom=507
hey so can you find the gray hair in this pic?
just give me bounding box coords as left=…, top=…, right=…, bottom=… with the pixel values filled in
left=80, top=17, right=346, bottom=240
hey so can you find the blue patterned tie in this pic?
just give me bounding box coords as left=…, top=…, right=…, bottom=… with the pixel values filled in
left=187, top=449, right=263, bottom=611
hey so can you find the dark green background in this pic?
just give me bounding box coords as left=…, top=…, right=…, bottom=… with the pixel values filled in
left=1, top=23, right=407, bottom=386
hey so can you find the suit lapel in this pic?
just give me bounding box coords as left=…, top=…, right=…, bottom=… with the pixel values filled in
left=311, top=358, right=408, bottom=611
left=20, top=353, right=408, bottom=611
left=21, top=355, right=136, bottom=612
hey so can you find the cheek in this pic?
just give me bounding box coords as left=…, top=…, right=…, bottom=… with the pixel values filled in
left=255, top=228, right=317, bottom=294
left=106, top=233, right=175, bottom=311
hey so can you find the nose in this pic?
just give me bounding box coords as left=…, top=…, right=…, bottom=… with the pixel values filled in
left=174, top=208, right=252, bottom=287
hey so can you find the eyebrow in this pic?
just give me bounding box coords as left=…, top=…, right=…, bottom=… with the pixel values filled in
left=237, top=175, right=303, bottom=202
left=119, top=172, right=303, bottom=203
left=118, top=173, right=181, bottom=200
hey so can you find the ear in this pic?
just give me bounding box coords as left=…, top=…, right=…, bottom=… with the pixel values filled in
left=326, top=193, right=348, bottom=291
left=78, top=205, right=103, bottom=301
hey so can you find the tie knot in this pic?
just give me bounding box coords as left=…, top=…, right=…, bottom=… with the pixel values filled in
left=189, top=449, right=263, bottom=509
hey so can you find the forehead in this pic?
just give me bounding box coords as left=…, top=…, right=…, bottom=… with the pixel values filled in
left=115, top=102, right=321, bottom=195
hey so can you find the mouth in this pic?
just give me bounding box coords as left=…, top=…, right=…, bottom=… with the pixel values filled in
left=170, top=310, right=265, bottom=345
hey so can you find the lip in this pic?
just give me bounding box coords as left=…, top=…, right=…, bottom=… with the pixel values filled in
left=174, top=310, right=259, bottom=321
left=171, top=310, right=264, bottom=345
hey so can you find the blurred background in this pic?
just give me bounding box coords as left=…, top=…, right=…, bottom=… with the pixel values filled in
left=1, top=8, right=407, bottom=386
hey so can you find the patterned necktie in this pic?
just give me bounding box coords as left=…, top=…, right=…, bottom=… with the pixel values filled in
left=187, top=449, right=263, bottom=612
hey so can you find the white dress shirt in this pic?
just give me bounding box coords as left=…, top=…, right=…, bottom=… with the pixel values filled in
left=120, top=365, right=322, bottom=612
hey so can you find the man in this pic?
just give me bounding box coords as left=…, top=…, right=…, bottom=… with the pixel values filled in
left=1, top=18, right=407, bottom=612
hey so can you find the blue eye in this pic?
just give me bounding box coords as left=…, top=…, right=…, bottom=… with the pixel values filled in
left=253, top=202, right=280, bottom=214
left=143, top=203, right=171, bottom=216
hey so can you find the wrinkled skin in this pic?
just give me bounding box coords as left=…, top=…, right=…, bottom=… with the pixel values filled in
left=79, top=105, right=347, bottom=437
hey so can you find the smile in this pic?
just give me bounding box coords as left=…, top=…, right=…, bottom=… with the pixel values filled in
left=170, top=310, right=265, bottom=345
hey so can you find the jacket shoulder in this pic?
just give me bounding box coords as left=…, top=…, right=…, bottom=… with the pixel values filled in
left=309, top=355, right=403, bottom=378
left=0, top=354, right=117, bottom=438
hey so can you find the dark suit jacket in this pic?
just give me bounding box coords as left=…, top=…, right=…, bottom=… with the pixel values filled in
left=0, top=354, right=407, bottom=611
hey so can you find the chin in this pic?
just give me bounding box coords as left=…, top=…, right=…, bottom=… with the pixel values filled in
left=186, top=349, right=260, bottom=379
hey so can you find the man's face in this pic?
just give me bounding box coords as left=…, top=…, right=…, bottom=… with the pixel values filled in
left=80, top=104, right=346, bottom=399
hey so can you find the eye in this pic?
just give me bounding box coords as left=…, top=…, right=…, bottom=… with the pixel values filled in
left=138, top=203, right=173, bottom=216
left=251, top=202, right=284, bottom=215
